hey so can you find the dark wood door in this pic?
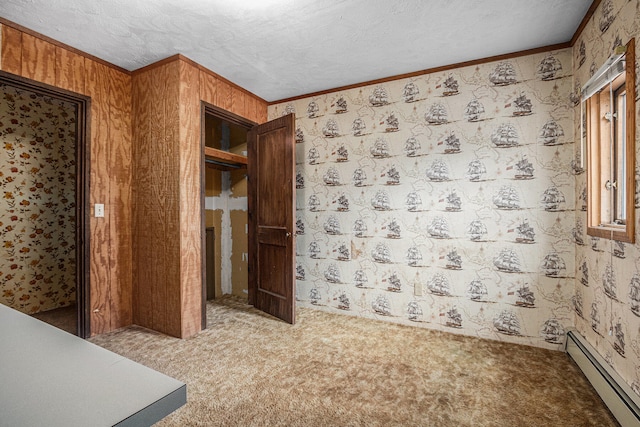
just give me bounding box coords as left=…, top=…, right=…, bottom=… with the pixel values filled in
left=247, top=113, right=296, bottom=324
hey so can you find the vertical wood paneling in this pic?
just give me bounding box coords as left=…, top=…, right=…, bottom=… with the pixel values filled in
left=108, top=68, right=133, bottom=330
left=0, top=24, right=23, bottom=75
left=85, top=58, right=112, bottom=335
left=256, top=99, right=268, bottom=123
left=55, top=47, right=85, bottom=94
left=199, top=71, right=217, bottom=106
left=21, top=33, right=56, bottom=86
left=216, top=80, right=232, bottom=111
left=231, top=86, right=245, bottom=118
left=178, top=59, right=201, bottom=337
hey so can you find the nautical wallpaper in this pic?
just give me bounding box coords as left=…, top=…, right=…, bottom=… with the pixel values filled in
left=573, top=0, right=640, bottom=396
left=269, top=46, right=575, bottom=351
left=0, top=84, right=77, bottom=314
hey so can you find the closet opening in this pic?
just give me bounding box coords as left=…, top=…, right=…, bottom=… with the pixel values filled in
left=0, top=71, right=90, bottom=338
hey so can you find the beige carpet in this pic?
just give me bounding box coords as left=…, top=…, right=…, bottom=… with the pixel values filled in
left=90, top=296, right=618, bottom=427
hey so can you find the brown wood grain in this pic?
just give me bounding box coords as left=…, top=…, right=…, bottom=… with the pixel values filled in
left=231, top=86, right=245, bottom=118
left=55, top=47, right=86, bottom=94
left=21, top=33, right=56, bottom=86
left=256, top=99, right=268, bottom=124
left=0, top=24, right=23, bottom=75
left=216, top=80, right=232, bottom=111
left=199, top=71, right=217, bottom=106
left=204, top=146, right=248, bottom=166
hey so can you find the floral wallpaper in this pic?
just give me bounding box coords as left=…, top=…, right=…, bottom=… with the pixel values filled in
left=270, top=46, right=575, bottom=350
left=573, top=0, right=640, bottom=396
left=0, top=84, right=77, bottom=314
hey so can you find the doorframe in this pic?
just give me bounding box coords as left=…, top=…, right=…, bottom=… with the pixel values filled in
left=199, top=101, right=256, bottom=329
left=0, top=70, right=91, bottom=338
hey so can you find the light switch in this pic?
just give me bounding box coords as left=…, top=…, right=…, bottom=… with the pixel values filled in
left=95, top=204, right=105, bottom=218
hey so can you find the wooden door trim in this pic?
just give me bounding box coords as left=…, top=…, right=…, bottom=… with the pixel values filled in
left=0, top=70, right=91, bottom=338
left=199, top=101, right=256, bottom=329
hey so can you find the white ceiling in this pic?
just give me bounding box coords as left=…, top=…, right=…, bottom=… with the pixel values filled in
left=0, top=0, right=591, bottom=102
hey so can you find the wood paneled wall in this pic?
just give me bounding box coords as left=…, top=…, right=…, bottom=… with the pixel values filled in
left=0, top=23, right=133, bottom=336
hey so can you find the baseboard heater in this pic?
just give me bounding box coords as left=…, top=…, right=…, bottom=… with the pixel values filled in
left=566, top=330, right=640, bottom=427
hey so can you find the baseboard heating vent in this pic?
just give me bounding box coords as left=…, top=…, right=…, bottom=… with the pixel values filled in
left=566, top=330, right=640, bottom=427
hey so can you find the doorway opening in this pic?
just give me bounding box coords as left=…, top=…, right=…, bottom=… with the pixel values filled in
left=0, top=71, right=90, bottom=338
left=201, top=102, right=253, bottom=328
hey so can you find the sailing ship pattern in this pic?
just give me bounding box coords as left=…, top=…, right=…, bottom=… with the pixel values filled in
left=270, top=45, right=579, bottom=352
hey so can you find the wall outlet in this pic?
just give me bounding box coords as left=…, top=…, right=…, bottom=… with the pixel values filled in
left=95, top=204, right=105, bottom=218
left=414, top=282, right=423, bottom=296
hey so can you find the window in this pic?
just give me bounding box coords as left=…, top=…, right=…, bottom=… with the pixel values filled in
left=583, top=39, right=635, bottom=243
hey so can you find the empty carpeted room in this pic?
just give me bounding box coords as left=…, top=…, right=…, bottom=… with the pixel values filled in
left=1, top=0, right=640, bottom=425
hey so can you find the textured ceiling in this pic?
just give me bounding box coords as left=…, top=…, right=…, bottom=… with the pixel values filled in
left=0, top=0, right=591, bottom=101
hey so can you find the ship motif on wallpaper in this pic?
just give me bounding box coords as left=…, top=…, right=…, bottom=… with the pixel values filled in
left=629, top=274, right=640, bottom=317
left=569, top=81, right=582, bottom=106
left=308, top=194, right=321, bottom=211
left=466, top=159, right=487, bottom=181
left=333, top=145, right=348, bottom=163
left=324, top=215, right=341, bottom=235
left=307, top=147, right=320, bottom=164
left=614, top=322, right=625, bottom=357
left=335, top=243, right=350, bottom=261
left=371, top=190, right=392, bottom=211
left=295, top=127, right=304, bottom=144
left=407, top=301, right=423, bottom=321
left=386, top=272, right=402, bottom=292
left=426, top=159, right=450, bottom=181
left=571, top=157, right=585, bottom=175
left=494, top=248, right=521, bottom=273
left=443, top=132, right=461, bottom=154
left=512, top=93, right=533, bottom=116
left=489, top=62, right=517, bottom=86
left=369, top=86, right=390, bottom=107
left=296, top=171, right=304, bottom=189
left=370, top=138, right=391, bottom=158
left=491, top=123, right=519, bottom=147
left=467, top=280, right=488, bottom=301
left=514, top=220, right=535, bottom=244
left=467, top=220, right=488, bottom=242
left=307, top=101, right=319, bottom=118
left=590, top=61, right=597, bottom=77
left=590, top=303, right=600, bottom=333
left=579, top=187, right=587, bottom=211
left=464, top=99, right=485, bottom=122
left=541, top=253, right=566, bottom=278
left=352, top=118, right=366, bottom=136
left=541, top=186, right=565, bottom=211
left=446, top=307, right=463, bottom=328
left=428, top=273, right=451, bottom=296
left=381, top=113, right=400, bottom=132
left=538, top=120, right=565, bottom=146
left=541, top=319, right=565, bottom=344
left=578, top=40, right=586, bottom=68
left=372, top=295, right=392, bottom=316
left=494, top=310, right=521, bottom=335
left=515, top=285, right=536, bottom=308
left=353, top=168, right=367, bottom=187
left=406, top=192, right=423, bottom=212
left=372, top=243, right=392, bottom=264
left=404, top=137, right=422, bottom=157
left=599, top=0, right=615, bottom=33
left=493, top=185, right=520, bottom=210
left=406, top=246, right=423, bottom=267
left=428, top=217, right=451, bottom=239
left=573, top=292, right=584, bottom=318
left=442, top=75, right=459, bottom=96
left=322, top=119, right=340, bottom=138
left=336, top=292, right=350, bottom=310
left=603, top=263, right=617, bottom=300
left=579, top=260, right=589, bottom=286
left=425, top=103, right=448, bottom=125
left=308, top=241, right=321, bottom=259
left=296, top=218, right=305, bottom=235
left=537, top=55, right=562, bottom=81
left=612, top=35, right=623, bottom=53
left=353, top=219, right=368, bottom=238
left=309, top=288, right=321, bottom=305
left=590, top=236, right=603, bottom=252
left=354, top=270, right=369, bottom=288
left=324, top=263, right=341, bottom=283
left=323, top=167, right=341, bottom=186
left=572, top=221, right=585, bottom=246
left=334, top=194, right=349, bottom=212
left=445, top=249, right=462, bottom=270
left=446, top=191, right=462, bottom=211
left=513, top=156, right=534, bottom=180
left=403, top=81, right=420, bottom=102
left=636, top=167, right=640, bottom=207
left=332, top=96, right=348, bottom=114
left=296, top=264, right=305, bottom=281
left=383, top=166, right=401, bottom=185
left=384, top=219, right=401, bottom=239
left=613, top=241, right=625, bottom=259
